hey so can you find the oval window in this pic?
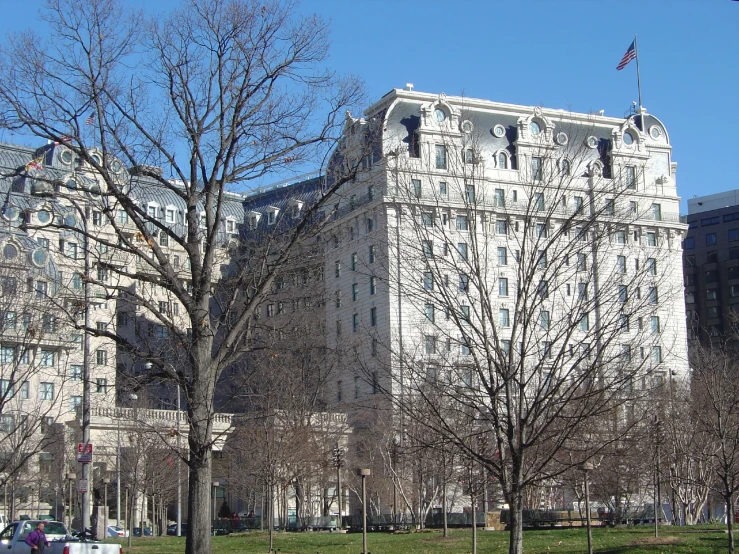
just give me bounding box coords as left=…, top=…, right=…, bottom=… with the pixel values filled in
left=64, top=214, right=77, bottom=228
left=31, top=248, right=48, bottom=267
left=60, top=149, right=74, bottom=165
left=3, top=243, right=18, bottom=260
left=87, top=185, right=101, bottom=198
left=37, top=210, right=51, bottom=224
left=2, top=206, right=19, bottom=221
left=623, top=131, right=635, bottom=145
left=66, top=178, right=77, bottom=190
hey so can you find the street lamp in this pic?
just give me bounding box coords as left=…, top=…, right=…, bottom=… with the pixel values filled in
left=103, top=478, right=110, bottom=525
left=212, top=481, right=220, bottom=534
left=357, top=469, right=371, bottom=554
left=332, top=444, right=343, bottom=531
left=582, top=462, right=593, bottom=554
left=67, top=473, right=76, bottom=531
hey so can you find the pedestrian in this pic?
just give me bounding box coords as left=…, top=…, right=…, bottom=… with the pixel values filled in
left=25, top=522, right=50, bottom=553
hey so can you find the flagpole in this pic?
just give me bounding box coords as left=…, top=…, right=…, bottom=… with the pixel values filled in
left=633, top=34, right=644, bottom=128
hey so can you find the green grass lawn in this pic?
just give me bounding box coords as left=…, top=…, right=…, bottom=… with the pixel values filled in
left=107, top=526, right=732, bottom=554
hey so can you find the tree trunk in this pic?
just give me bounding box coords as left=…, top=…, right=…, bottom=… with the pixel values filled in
left=442, top=476, right=448, bottom=537
left=185, top=398, right=213, bottom=554
left=508, top=490, right=524, bottom=554
left=727, top=493, right=735, bottom=554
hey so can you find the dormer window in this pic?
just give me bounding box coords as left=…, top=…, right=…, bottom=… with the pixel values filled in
left=267, top=207, right=279, bottom=225
left=147, top=203, right=159, bottom=219
left=199, top=212, right=207, bottom=228
left=289, top=200, right=304, bottom=218
left=248, top=211, right=261, bottom=229
left=165, top=206, right=176, bottom=224
left=225, top=218, right=236, bottom=234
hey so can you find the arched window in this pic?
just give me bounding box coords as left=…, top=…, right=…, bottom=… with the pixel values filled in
left=561, top=159, right=570, bottom=176
left=498, top=152, right=508, bottom=169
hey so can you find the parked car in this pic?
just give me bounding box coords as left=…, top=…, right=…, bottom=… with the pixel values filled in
left=166, top=523, right=188, bottom=536
left=107, top=525, right=127, bottom=537
left=0, top=520, right=122, bottom=554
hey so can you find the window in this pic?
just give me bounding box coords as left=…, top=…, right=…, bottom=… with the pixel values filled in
left=0, top=346, right=14, bottom=364
left=147, top=204, right=158, bottom=218
left=578, top=283, right=588, bottom=301
left=367, top=185, right=374, bottom=201
left=561, top=158, right=571, bottom=175
left=336, top=320, right=342, bottom=337
left=1, top=311, right=15, bottom=331
left=96, top=378, right=107, bottom=393
left=460, top=336, right=471, bottom=356
left=650, top=316, right=660, bottom=334
left=577, top=253, right=587, bottom=272
left=536, top=223, right=547, bottom=238
left=366, top=218, right=374, bottom=233
left=69, top=396, right=82, bottom=412
left=615, top=231, right=626, bottom=244
left=574, top=196, right=584, bottom=213
left=96, top=349, right=107, bottom=365
left=646, top=258, right=656, bottom=276
left=0, top=380, right=12, bottom=397
left=35, top=280, right=47, bottom=299
left=531, top=157, right=543, bottom=181
left=539, top=280, right=549, bottom=299
left=422, top=213, right=434, bottom=228
left=425, top=335, right=436, bottom=355
left=646, top=232, right=657, bottom=246
left=465, top=185, right=476, bottom=204
left=19, top=381, right=28, bottom=400
left=498, top=247, right=507, bottom=266
left=352, top=283, right=358, bottom=302
left=117, top=210, right=129, bottom=225
left=648, top=287, right=658, bottom=304
left=652, top=203, right=662, bottom=221
left=70, top=365, right=82, bottom=381
left=625, top=166, right=636, bottom=189
left=730, top=229, right=739, bottom=242
left=39, top=350, right=54, bottom=367
left=425, top=303, right=435, bottom=323
left=369, top=245, right=376, bottom=263
left=412, top=179, right=421, bottom=198
left=370, top=277, right=376, bottom=296
left=457, top=243, right=468, bottom=261
left=439, top=181, right=447, bottom=196
left=464, top=148, right=475, bottom=164
left=706, top=233, right=717, bottom=246
left=494, top=189, right=505, bottom=207
left=540, top=311, right=550, bottom=330
left=423, top=272, right=433, bottom=291
left=618, top=285, right=628, bottom=303
left=496, top=220, right=508, bottom=235
left=651, top=346, right=662, bottom=365
left=499, top=278, right=509, bottom=296
left=0, top=415, right=13, bottom=433
left=352, top=313, right=359, bottom=333
left=435, top=145, right=447, bottom=169
left=499, top=308, right=510, bottom=327
left=709, top=288, right=720, bottom=300
left=459, top=274, right=469, bottom=292
left=620, top=315, right=630, bottom=332
left=422, top=240, right=433, bottom=258
left=579, top=313, right=590, bottom=331
left=39, top=382, right=54, bottom=401
left=456, top=215, right=469, bottom=231
left=460, top=305, right=471, bottom=324
left=605, top=199, right=615, bottom=216
left=498, top=152, right=508, bottom=169
left=533, top=192, right=544, bottom=210
left=335, top=261, right=341, bottom=279
left=683, top=237, right=695, bottom=249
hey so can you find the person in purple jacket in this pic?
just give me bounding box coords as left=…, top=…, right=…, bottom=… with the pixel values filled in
left=24, top=522, right=50, bottom=552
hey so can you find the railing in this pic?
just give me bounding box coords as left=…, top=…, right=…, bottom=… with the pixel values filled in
left=89, top=406, right=234, bottom=426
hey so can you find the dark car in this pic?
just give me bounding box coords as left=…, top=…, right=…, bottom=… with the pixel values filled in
left=166, top=523, right=188, bottom=536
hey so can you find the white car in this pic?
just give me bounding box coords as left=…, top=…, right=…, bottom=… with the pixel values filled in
left=107, top=525, right=127, bottom=537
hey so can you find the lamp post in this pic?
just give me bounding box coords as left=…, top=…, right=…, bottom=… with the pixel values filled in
left=176, top=383, right=182, bottom=537
left=357, top=469, right=371, bottom=554
left=332, top=444, right=343, bottom=531
left=103, top=478, right=110, bottom=526
left=67, top=473, right=76, bottom=531
left=582, top=462, right=593, bottom=554
left=212, top=481, right=219, bottom=535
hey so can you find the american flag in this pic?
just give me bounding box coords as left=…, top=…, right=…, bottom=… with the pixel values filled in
left=54, top=134, right=72, bottom=145
left=616, top=41, right=636, bottom=71
left=85, top=113, right=94, bottom=125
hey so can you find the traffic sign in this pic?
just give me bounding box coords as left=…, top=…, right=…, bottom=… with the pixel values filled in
left=77, top=478, right=88, bottom=493
left=76, top=443, right=93, bottom=463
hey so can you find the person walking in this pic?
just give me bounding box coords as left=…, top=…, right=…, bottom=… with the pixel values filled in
left=24, top=522, right=50, bottom=552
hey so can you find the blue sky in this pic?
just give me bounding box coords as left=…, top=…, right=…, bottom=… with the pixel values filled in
left=1, top=0, right=736, bottom=212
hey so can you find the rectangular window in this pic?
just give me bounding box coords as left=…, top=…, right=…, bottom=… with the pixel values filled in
left=435, top=145, right=447, bottom=169
left=605, top=199, right=615, bottom=216
left=117, top=210, right=129, bottom=225
left=706, top=233, right=717, bottom=246
left=574, top=196, right=584, bottom=213
left=533, top=191, right=544, bottom=210
left=456, top=215, right=468, bottom=231
left=96, top=349, right=107, bottom=365
left=540, top=311, right=550, bottom=330
left=457, top=243, right=468, bottom=261
left=439, top=181, right=447, bottom=196
left=618, top=285, right=628, bottom=303
left=648, top=287, right=658, bottom=304
left=460, top=305, right=471, bottom=325
left=498, top=247, right=507, bottom=266
left=35, top=280, right=47, bottom=299
left=0, top=379, right=12, bottom=397
left=651, top=316, right=660, bottom=334
left=536, top=223, right=547, bottom=238
left=422, top=240, right=433, bottom=258
left=425, top=303, right=435, bottom=323
left=494, top=188, right=505, bottom=207
left=351, top=313, right=358, bottom=333
left=499, top=308, right=510, bottom=327
left=646, top=258, right=656, bottom=275
left=579, top=313, right=590, bottom=331
left=460, top=336, right=471, bottom=356
left=625, top=166, right=636, bottom=189
left=0, top=346, right=15, bottom=364
left=465, top=185, right=475, bottom=203
left=19, top=381, right=28, bottom=400
left=425, top=335, right=436, bottom=355
left=423, top=272, right=433, bottom=291
left=370, top=307, right=377, bottom=327
left=496, top=220, right=508, bottom=235
left=652, top=203, right=662, bottom=221
left=459, top=274, right=469, bottom=292
left=39, top=349, right=54, bottom=367
left=539, top=280, right=549, bottom=299
left=421, top=213, right=434, bottom=228
left=651, top=346, right=662, bottom=365
left=39, top=382, right=54, bottom=401
left=620, top=314, right=630, bottom=332
left=499, top=278, right=508, bottom=296
left=577, top=253, right=587, bottom=272
left=578, top=282, right=588, bottom=301
left=335, top=261, right=341, bottom=278
left=70, top=396, right=82, bottom=412
left=351, top=283, right=358, bottom=302
left=531, top=158, right=543, bottom=181
left=615, top=231, right=626, bottom=244
left=71, top=365, right=82, bottom=381
left=369, top=277, right=376, bottom=296
left=369, top=245, right=376, bottom=264
left=412, top=179, right=422, bottom=198
left=96, top=378, right=107, bottom=393
left=647, top=232, right=657, bottom=246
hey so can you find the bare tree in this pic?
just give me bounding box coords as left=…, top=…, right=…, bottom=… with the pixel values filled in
left=0, top=0, right=364, bottom=551
left=376, top=105, right=686, bottom=554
